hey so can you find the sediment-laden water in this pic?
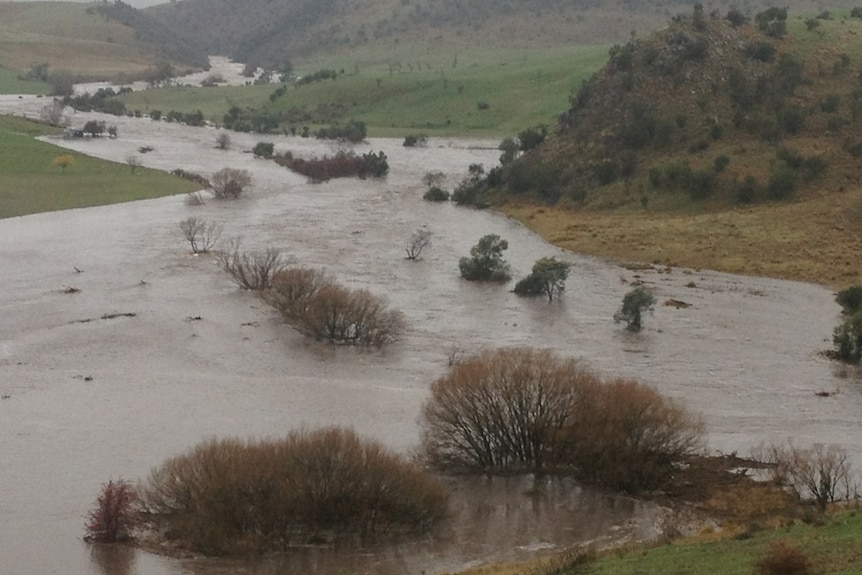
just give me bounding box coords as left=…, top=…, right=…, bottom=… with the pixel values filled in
left=0, top=95, right=859, bottom=575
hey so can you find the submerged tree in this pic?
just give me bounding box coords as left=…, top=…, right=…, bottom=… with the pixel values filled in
left=614, top=286, right=656, bottom=332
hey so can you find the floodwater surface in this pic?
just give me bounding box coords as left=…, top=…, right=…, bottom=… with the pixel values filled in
left=0, top=97, right=860, bottom=575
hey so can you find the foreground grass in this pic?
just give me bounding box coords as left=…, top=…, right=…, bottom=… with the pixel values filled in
left=118, top=45, right=609, bottom=137
left=453, top=509, right=862, bottom=575
left=0, top=116, right=199, bottom=219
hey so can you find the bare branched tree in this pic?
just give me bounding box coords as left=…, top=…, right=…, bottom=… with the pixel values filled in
left=40, top=100, right=68, bottom=127
left=184, top=191, right=206, bottom=206
left=179, top=217, right=222, bottom=254
left=126, top=155, right=141, bottom=174
left=755, top=442, right=857, bottom=510
left=406, top=229, right=432, bottom=260
left=210, top=168, right=252, bottom=199
left=218, top=239, right=289, bottom=290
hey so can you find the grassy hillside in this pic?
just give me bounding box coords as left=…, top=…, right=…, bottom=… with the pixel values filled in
left=147, top=0, right=858, bottom=69
left=0, top=116, right=199, bottom=219
left=0, top=1, right=207, bottom=84
left=0, top=68, right=48, bottom=94
left=117, top=45, right=609, bottom=136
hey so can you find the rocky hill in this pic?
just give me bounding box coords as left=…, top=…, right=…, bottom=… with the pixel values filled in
left=477, top=6, right=862, bottom=211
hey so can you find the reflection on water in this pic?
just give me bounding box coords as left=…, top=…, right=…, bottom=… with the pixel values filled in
left=90, top=543, right=137, bottom=575
left=0, top=99, right=859, bottom=575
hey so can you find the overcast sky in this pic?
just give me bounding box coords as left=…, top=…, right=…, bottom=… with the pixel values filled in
left=2, top=0, right=166, bottom=7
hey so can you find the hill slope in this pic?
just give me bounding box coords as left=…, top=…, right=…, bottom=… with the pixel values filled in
left=0, top=1, right=207, bottom=79
left=145, top=0, right=716, bottom=68
left=470, top=7, right=862, bottom=286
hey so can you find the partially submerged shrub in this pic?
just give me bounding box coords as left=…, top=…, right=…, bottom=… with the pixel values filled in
left=210, top=168, right=252, bottom=199
left=614, top=287, right=657, bottom=332
left=420, top=348, right=703, bottom=491
left=405, top=228, right=432, bottom=260
left=219, top=242, right=289, bottom=290
left=836, top=285, right=862, bottom=314
left=274, top=150, right=388, bottom=181
left=141, top=428, right=448, bottom=555
left=267, top=268, right=405, bottom=346
left=459, top=234, right=511, bottom=282
left=252, top=141, right=274, bottom=158
left=403, top=133, right=427, bottom=147
left=85, top=480, right=139, bottom=543
left=833, top=312, right=862, bottom=363
left=179, top=217, right=221, bottom=254
left=423, top=186, right=450, bottom=202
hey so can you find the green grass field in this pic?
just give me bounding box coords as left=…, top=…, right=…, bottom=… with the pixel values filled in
left=0, top=116, right=199, bottom=219
left=119, top=45, right=609, bottom=137
left=0, top=69, right=49, bottom=95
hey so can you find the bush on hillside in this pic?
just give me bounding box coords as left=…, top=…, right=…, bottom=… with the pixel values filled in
left=756, top=543, right=811, bottom=575
left=141, top=428, right=448, bottom=555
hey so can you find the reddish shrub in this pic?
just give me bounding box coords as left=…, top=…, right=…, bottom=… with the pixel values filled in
left=84, top=480, right=139, bottom=543
left=756, top=543, right=811, bottom=575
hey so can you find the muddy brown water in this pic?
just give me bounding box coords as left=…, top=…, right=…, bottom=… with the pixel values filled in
left=1, top=96, right=860, bottom=575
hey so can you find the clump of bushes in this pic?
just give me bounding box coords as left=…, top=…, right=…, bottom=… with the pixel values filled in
left=451, top=163, right=491, bottom=206
left=274, top=150, right=388, bottom=181
left=267, top=268, right=405, bottom=346
left=252, top=141, right=274, bottom=158
left=423, top=186, right=450, bottom=202
left=403, top=134, right=428, bottom=147
left=314, top=119, right=366, bottom=142
left=141, top=428, right=448, bottom=555
left=420, top=348, right=703, bottom=492
left=459, top=234, right=511, bottom=282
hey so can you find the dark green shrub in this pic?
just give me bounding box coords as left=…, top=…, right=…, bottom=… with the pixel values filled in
left=252, top=141, right=274, bottom=158
left=594, top=159, right=619, bottom=185
left=836, top=285, right=862, bottom=314
left=423, top=186, right=450, bottom=202
left=805, top=18, right=819, bottom=31
left=710, top=124, right=724, bottom=140
left=143, top=428, right=448, bottom=555
left=614, top=286, right=656, bottom=331
left=451, top=163, right=488, bottom=206
left=713, top=155, right=730, bottom=172
left=513, top=257, right=572, bottom=301
left=735, top=176, right=760, bottom=204
left=518, top=125, right=547, bottom=152
left=821, top=94, right=840, bottom=113
left=314, top=119, right=366, bottom=142
left=726, top=8, right=748, bottom=26
left=768, top=165, right=797, bottom=200
left=609, top=42, right=635, bottom=71
left=833, top=313, right=862, bottom=363
left=403, top=134, right=427, bottom=147
left=755, top=7, right=788, bottom=38
left=801, top=156, right=827, bottom=181
left=458, top=234, right=511, bottom=282
left=476, top=101, right=490, bottom=110
left=852, top=7, right=862, bottom=19
left=361, top=151, right=389, bottom=178
left=834, top=53, right=851, bottom=76
left=687, top=169, right=717, bottom=200
left=745, top=41, right=776, bottom=63
left=780, top=106, right=806, bottom=135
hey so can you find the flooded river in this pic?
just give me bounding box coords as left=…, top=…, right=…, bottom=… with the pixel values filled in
left=0, top=97, right=860, bottom=575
